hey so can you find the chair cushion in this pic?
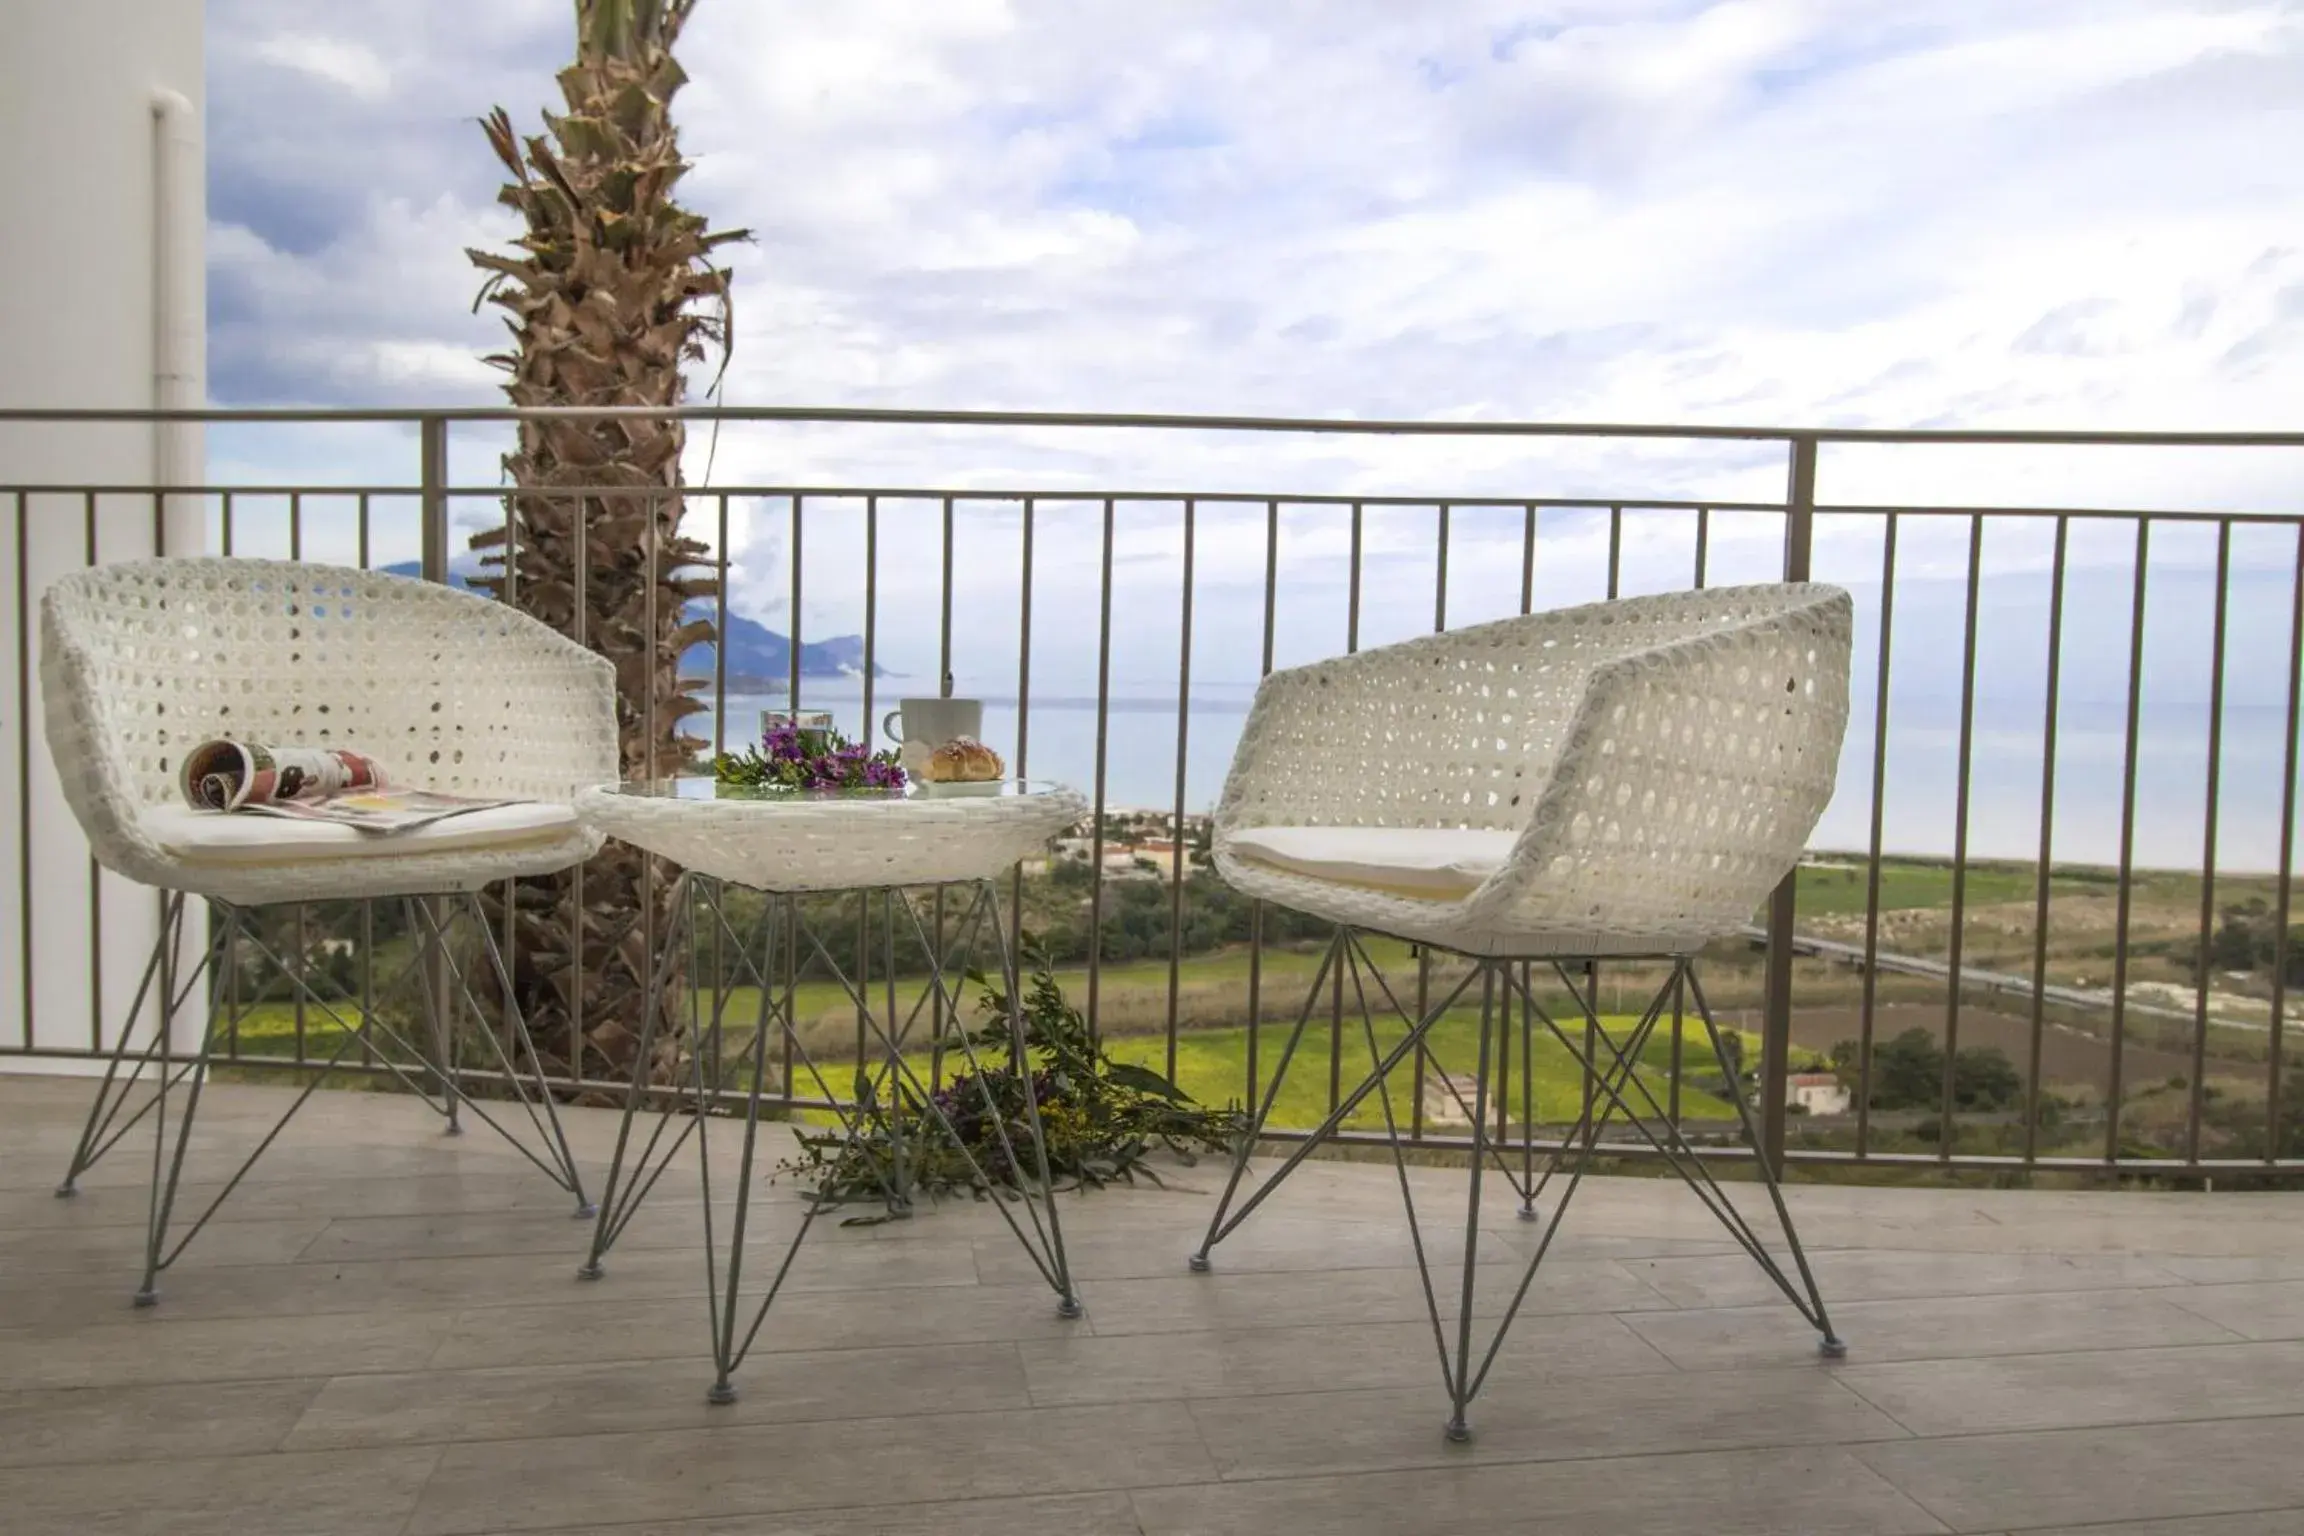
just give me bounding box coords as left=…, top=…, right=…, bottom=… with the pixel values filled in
left=141, top=801, right=579, bottom=866
left=1224, top=826, right=1519, bottom=898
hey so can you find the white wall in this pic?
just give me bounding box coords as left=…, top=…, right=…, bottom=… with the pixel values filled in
left=0, top=0, right=206, bottom=1061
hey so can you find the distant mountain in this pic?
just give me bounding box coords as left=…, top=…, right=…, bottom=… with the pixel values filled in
left=379, top=560, right=885, bottom=684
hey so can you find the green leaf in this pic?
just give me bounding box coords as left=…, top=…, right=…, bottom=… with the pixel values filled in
left=1103, top=1061, right=1190, bottom=1102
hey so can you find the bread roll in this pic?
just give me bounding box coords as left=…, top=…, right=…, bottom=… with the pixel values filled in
left=926, top=736, right=1004, bottom=783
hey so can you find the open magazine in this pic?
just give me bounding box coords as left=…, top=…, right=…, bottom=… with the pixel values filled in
left=179, top=740, right=518, bottom=833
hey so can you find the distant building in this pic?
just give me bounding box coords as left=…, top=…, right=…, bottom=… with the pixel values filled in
left=1786, top=1073, right=1852, bottom=1116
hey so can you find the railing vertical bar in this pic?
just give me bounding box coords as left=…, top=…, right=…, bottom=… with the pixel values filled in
left=932, top=494, right=953, bottom=1081
left=2264, top=523, right=2304, bottom=1160
left=1435, top=502, right=1451, bottom=631
left=778, top=495, right=798, bottom=1097
left=1247, top=500, right=1278, bottom=1110
left=787, top=495, right=803, bottom=710
left=1086, top=498, right=1116, bottom=1044
left=288, top=490, right=302, bottom=561
left=357, top=492, right=371, bottom=570
left=220, top=488, right=233, bottom=556
left=1009, top=497, right=1036, bottom=971
left=641, top=490, right=660, bottom=1099
left=85, top=492, right=103, bottom=1052
left=1855, top=513, right=1897, bottom=1157
left=1694, top=506, right=1710, bottom=589
left=712, top=493, right=729, bottom=758
left=2188, top=520, right=2232, bottom=1163
left=1413, top=948, right=1432, bottom=1143
left=1606, top=505, right=1622, bottom=599
left=1332, top=503, right=1373, bottom=1113
left=15, top=493, right=32, bottom=1051
left=417, top=416, right=454, bottom=1081
left=570, top=479, right=590, bottom=1082
left=1165, top=500, right=1196, bottom=1084
left=1520, top=504, right=1537, bottom=614
left=1760, top=436, right=1816, bottom=1173
left=293, top=902, right=308, bottom=1062
left=2023, top=516, right=2068, bottom=1165
left=939, top=496, right=956, bottom=696
left=2106, top=518, right=2152, bottom=1162
left=861, top=496, right=879, bottom=750
left=1938, top=514, right=1984, bottom=1158
left=500, top=479, right=522, bottom=1037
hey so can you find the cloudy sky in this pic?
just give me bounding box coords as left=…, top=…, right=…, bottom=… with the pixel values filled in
left=199, top=0, right=2304, bottom=851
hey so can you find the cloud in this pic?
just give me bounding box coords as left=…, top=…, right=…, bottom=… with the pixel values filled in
left=199, top=0, right=2304, bottom=707
left=251, top=34, right=393, bottom=102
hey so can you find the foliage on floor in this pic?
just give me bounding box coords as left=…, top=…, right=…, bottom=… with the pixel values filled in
left=779, top=948, right=1247, bottom=1220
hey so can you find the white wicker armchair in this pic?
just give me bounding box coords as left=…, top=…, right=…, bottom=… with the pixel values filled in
left=1213, top=583, right=1853, bottom=956
left=43, top=557, right=616, bottom=907
left=43, top=558, right=617, bottom=1303
left=1191, top=582, right=1858, bottom=1441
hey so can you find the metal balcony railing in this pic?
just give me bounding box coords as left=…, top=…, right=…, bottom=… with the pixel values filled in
left=3, top=405, right=2300, bottom=1184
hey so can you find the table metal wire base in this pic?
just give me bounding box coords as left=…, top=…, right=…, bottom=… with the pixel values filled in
left=1189, top=932, right=1842, bottom=1439
left=53, top=889, right=593, bottom=1305
left=578, top=873, right=1081, bottom=1404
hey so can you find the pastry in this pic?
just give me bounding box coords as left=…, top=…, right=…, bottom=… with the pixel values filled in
left=925, top=736, right=1004, bottom=783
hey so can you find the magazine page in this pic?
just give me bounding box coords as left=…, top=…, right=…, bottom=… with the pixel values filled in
left=237, top=788, right=519, bottom=833
left=179, top=740, right=518, bottom=833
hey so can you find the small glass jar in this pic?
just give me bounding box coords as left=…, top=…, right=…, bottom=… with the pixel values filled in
left=761, top=710, right=836, bottom=757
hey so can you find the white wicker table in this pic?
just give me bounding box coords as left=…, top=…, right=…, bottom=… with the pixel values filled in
left=572, top=777, right=1089, bottom=1404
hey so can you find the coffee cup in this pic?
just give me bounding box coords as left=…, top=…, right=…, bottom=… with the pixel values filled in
left=881, top=697, right=983, bottom=750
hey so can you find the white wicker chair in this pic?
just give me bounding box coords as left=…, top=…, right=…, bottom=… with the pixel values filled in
left=43, top=557, right=618, bottom=1304
left=1189, top=582, right=1854, bottom=1438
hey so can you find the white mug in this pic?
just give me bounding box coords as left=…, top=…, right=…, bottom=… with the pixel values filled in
left=881, top=697, right=982, bottom=749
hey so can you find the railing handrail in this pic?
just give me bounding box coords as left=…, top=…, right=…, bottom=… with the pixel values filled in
left=3, top=402, right=2303, bottom=447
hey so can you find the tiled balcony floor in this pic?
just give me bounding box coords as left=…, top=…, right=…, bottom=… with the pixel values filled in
left=2, top=1073, right=2302, bottom=1535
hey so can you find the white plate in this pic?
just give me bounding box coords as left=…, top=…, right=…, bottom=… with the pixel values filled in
left=914, top=779, right=1013, bottom=798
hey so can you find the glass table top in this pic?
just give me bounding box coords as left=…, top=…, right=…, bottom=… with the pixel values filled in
left=597, top=777, right=1072, bottom=804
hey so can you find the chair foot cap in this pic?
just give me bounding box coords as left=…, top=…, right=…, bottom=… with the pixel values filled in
left=1056, top=1296, right=1084, bottom=1320
left=706, top=1383, right=738, bottom=1406
left=576, top=1264, right=604, bottom=1283
left=1187, top=1252, right=1212, bottom=1273
left=572, top=1202, right=598, bottom=1221
left=132, top=1289, right=159, bottom=1309
left=53, top=1183, right=77, bottom=1199
left=1444, top=1417, right=1473, bottom=1443
left=1516, top=1204, right=1541, bottom=1222
left=1820, top=1335, right=1849, bottom=1358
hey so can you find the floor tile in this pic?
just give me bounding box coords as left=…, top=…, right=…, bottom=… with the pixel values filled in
left=0, top=1310, right=454, bottom=1389
left=1130, top=1445, right=1948, bottom=1535
left=286, top=1341, right=1029, bottom=1448
left=1627, top=1248, right=2186, bottom=1309
left=0, top=1378, right=322, bottom=1467
left=403, top=1401, right=1216, bottom=1534
left=1020, top=1310, right=1673, bottom=1406
left=1853, top=1415, right=2304, bottom=1531
left=1185, top=1366, right=1906, bottom=1481
left=2161, top=1279, right=2304, bottom=1340
left=1622, top=1286, right=2241, bottom=1370
left=428, top=1282, right=1080, bottom=1371
left=0, top=1445, right=439, bottom=1536
left=478, top=1492, right=1146, bottom=1535
left=1079, top=1257, right=1665, bottom=1337
left=1836, top=1340, right=2304, bottom=1436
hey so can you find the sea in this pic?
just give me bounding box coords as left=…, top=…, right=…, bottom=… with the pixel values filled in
left=698, top=679, right=2302, bottom=876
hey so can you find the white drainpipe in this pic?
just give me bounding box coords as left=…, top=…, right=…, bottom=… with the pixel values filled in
left=151, top=86, right=201, bottom=552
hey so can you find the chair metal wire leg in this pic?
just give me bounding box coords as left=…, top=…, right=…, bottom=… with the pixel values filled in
left=57, top=891, right=195, bottom=1196
left=1684, top=965, right=1845, bottom=1356
left=1189, top=931, right=1344, bottom=1271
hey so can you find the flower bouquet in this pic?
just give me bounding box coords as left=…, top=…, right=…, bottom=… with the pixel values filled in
left=711, top=719, right=907, bottom=794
